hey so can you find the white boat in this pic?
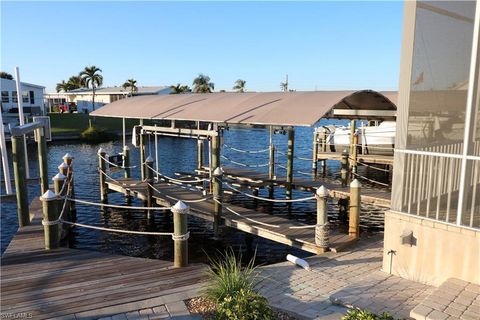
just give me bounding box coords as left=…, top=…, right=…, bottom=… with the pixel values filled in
left=319, top=121, right=396, bottom=155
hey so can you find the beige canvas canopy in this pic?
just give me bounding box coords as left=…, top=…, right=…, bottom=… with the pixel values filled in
left=90, top=90, right=397, bottom=127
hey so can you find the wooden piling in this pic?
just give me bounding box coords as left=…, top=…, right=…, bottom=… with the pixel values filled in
left=312, top=130, right=318, bottom=174
left=63, top=153, right=76, bottom=220
left=41, top=190, right=60, bottom=250
left=98, top=148, right=108, bottom=202
left=145, top=156, right=154, bottom=218
left=140, top=132, right=146, bottom=180
left=123, top=145, right=131, bottom=179
left=36, top=127, right=48, bottom=194
left=53, top=172, right=66, bottom=195
left=349, top=179, right=361, bottom=239
left=58, top=162, right=69, bottom=175
left=315, top=186, right=329, bottom=249
left=341, top=150, right=349, bottom=187
left=268, top=143, right=275, bottom=198
left=286, top=127, right=295, bottom=200
left=211, top=133, right=220, bottom=174
left=172, top=201, right=189, bottom=268
left=349, top=119, right=356, bottom=156
left=12, top=135, right=29, bottom=227
left=197, top=139, right=203, bottom=170
left=321, top=129, right=327, bottom=172
left=213, top=167, right=223, bottom=237
left=351, top=133, right=358, bottom=174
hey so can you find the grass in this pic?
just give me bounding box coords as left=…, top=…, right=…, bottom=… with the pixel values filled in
left=48, top=113, right=139, bottom=135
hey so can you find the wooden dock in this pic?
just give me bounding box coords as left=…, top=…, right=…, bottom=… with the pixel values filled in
left=107, top=178, right=357, bottom=255
left=201, top=167, right=391, bottom=208
left=1, top=198, right=208, bottom=320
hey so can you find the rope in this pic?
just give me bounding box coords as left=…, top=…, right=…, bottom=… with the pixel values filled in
left=353, top=160, right=390, bottom=172
left=214, top=198, right=281, bottom=228
left=99, top=169, right=147, bottom=187
left=223, top=144, right=270, bottom=154
left=223, top=181, right=315, bottom=203
left=146, top=164, right=208, bottom=184
left=276, top=164, right=311, bottom=177
left=221, top=155, right=269, bottom=168
left=352, top=172, right=390, bottom=187
left=276, top=151, right=313, bottom=161
left=99, top=153, right=141, bottom=169
left=42, top=175, right=73, bottom=226
left=148, top=182, right=213, bottom=203
left=66, top=196, right=172, bottom=211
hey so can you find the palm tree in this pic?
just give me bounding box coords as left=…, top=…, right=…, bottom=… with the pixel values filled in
left=67, top=75, right=84, bottom=90
left=233, top=79, right=246, bottom=93
left=192, top=74, right=214, bottom=93
left=170, top=83, right=192, bottom=94
left=80, top=65, right=103, bottom=110
left=122, top=79, right=138, bottom=96
left=56, top=80, right=71, bottom=92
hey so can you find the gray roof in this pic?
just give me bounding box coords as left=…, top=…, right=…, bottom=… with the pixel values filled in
left=90, top=90, right=397, bottom=127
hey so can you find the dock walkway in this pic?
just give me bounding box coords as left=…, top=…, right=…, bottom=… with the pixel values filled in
left=1, top=199, right=208, bottom=320
left=107, top=179, right=357, bottom=254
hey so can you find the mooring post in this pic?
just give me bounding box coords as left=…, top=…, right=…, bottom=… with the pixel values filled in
left=349, top=179, right=361, bottom=239
left=268, top=143, right=275, bottom=198
left=123, top=145, right=131, bottom=179
left=36, top=127, right=48, bottom=194
left=197, top=139, right=204, bottom=170
left=341, top=150, right=349, bottom=187
left=98, top=148, right=108, bottom=202
left=351, top=132, right=359, bottom=175
left=53, top=172, right=66, bottom=196
left=286, top=127, right=295, bottom=200
left=312, top=130, right=318, bottom=175
left=58, top=162, right=69, bottom=176
left=349, top=119, right=356, bottom=157
left=140, top=132, right=146, bottom=180
left=11, top=135, right=29, bottom=227
left=315, top=186, right=329, bottom=249
left=145, top=156, right=154, bottom=218
left=63, top=153, right=76, bottom=221
left=213, top=167, right=223, bottom=237
left=321, top=129, right=327, bottom=172
left=41, top=189, right=60, bottom=250
left=172, top=200, right=189, bottom=268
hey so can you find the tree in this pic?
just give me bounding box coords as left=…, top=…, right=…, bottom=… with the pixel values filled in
left=192, top=74, right=214, bottom=93
left=170, top=83, right=192, bottom=94
left=122, top=79, right=138, bottom=96
left=67, top=75, right=84, bottom=90
left=80, top=65, right=103, bottom=111
left=56, top=80, right=70, bottom=92
left=233, top=79, right=246, bottom=93
left=0, top=72, right=14, bottom=80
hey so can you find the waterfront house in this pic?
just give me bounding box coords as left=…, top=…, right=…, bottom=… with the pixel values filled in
left=383, top=0, right=479, bottom=286
left=0, top=78, right=45, bottom=115
left=45, top=85, right=172, bottom=113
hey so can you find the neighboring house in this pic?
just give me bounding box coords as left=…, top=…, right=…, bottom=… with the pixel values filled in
left=45, top=86, right=172, bottom=113
left=1, top=78, right=45, bottom=115
left=385, top=1, right=479, bottom=286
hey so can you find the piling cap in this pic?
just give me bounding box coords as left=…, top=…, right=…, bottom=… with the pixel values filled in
left=350, top=179, right=361, bottom=188
left=146, top=155, right=154, bottom=163
left=40, top=190, right=57, bottom=201
left=52, top=172, right=66, bottom=181
left=62, top=153, right=73, bottom=160
left=316, top=185, right=329, bottom=197
left=213, top=167, right=224, bottom=176
left=97, top=148, right=105, bottom=155
left=58, top=162, right=69, bottom=170
left=172, top=200, right=189, bottom=214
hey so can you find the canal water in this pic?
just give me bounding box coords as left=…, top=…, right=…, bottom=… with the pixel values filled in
left=0, top=121, right=388, bottom=265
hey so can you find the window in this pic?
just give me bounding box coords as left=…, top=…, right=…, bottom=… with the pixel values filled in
left=22, top=91, right=29, bottom=103
left=1, top=91, right=9, bottom=103
left=12, top=91, right=17, bottom=103
left=29, top=91, right=35, bottom=105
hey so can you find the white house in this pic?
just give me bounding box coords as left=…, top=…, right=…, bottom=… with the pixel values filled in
left=1, top=78, right=45, bottom=115
left=45, top=86, right=172, bottom=113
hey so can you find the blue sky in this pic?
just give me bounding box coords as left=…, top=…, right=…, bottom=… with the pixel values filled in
left=1, top=1, right=404, bottom=93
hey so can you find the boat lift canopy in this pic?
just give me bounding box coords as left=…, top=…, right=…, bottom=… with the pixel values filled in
left=90, top=90, right=397, bottom=126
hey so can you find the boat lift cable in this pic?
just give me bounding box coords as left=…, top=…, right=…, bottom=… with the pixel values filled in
left=221, top=155, right=270, bottom=168
left=223, top=181, right=316, bottom=203
left=223, top=144, right=270, bottom=154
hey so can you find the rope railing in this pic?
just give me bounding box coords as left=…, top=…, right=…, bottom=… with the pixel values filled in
left=99, top=169, right=147, bottom=187
left=351, top=159, right=390, bottom=172
left=214, top=198, right=281, bottom=228
left=276, top=164, right=312, bottom=177
left=148, top=182, right=213, bottom=203
left=223, top=144, right=270, bottom=154
left=223, top=181, right=316, bottom=203
left=276, top=150, right=314, bottom=161
left=351, top=172, right=389, bottom=187
left=221, top=155, right=270, bottom=168
left=145, top=164, right=208, bottom=184
left=99, top=153, right=142, bottom=169
left=66, top=196, right=172, bottom=211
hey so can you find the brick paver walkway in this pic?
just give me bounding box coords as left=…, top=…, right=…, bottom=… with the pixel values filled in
left=410, top=279, right=480, bottom=320
left=256, top=236, right=435, bottom=319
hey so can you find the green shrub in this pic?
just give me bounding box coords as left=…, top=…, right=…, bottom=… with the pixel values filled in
left=203, top=249, right=273, bottom=320
left=342, top=309, right=399, bottom=320
left=80, top=126, right=117, bottom=143
left=217, top=288, right=273, bottom=320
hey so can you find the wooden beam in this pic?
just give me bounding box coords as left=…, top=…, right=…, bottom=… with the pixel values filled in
left=141, top=125, right=218, bottom=138
left=10, top=122, right=44, bottom=137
